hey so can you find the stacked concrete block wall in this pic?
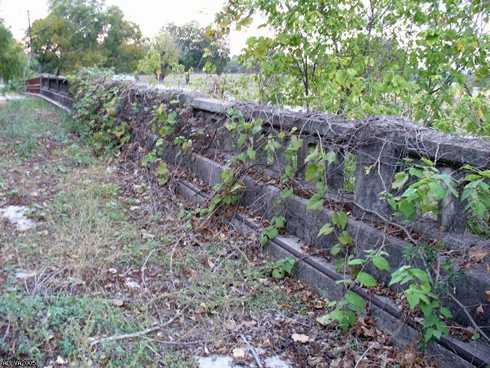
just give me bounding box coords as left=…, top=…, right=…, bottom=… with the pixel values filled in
left=25, top=75, right=490, bottom=367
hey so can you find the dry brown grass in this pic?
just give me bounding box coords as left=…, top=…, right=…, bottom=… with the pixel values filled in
left=44, top=165, right=137, bottom=283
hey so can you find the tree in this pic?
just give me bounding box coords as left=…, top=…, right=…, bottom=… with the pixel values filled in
left=137, top=32, right=180, bottom=81
left=164, top=22, right=205, bottom=71
left=164, top=22, right=230, bottom=74
left=30, top=0, right=144, bottom=74
left=202, top=27, right=230, bottom=74
left=102, top=6, right=144, bottom=73
left=0, top=21, right=26, bottom=83
left=216, top=0, right=489, bottom=134
left=223, top=55, right=249, bottom=73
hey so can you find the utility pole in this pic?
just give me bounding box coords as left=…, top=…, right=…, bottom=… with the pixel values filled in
left=26, top=10, right=33, bottom=76
left=27, top=10, right=33, bottom=56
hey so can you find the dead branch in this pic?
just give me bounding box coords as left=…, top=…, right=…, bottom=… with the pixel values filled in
left=449, top=294, right=490, bottom=344
left=89, top=310, right=184, bottom=348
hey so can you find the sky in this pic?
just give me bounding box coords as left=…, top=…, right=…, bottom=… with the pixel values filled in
left=0, top=0, right=268, bottom=55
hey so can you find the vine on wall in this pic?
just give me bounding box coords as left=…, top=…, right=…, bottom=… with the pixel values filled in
left=70, top=69, right=490, bottom=347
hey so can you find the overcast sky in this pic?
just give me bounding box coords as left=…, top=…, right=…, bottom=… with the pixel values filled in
left=0, top=0, right=267, bottom=55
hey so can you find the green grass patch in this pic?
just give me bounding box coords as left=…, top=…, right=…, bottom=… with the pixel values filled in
left=0, top=291, right=159, bottom=367
left=0, top=98, right=85, bottom=159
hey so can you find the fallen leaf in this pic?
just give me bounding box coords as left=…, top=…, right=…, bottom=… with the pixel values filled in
left=240, top=320, right=257, bottom=328
left=361, top=326, right=377, bottom=338
left=485, top=290, right=490, bottom=303
left=468, top=247, right=488, bottom=263
left=476, top=304, right=484, bottom=315
left=399, top=349, right=417, bottom=368
left=141, top=229, right=155, bottom=240
left=224, top=319, right=237, bottom=330
left=291, top=333, right=310, bottom=343
left=111, top=298, right=124, bottom=307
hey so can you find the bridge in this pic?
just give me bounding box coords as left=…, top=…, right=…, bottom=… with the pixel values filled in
left=25, top=74, right=490, bottom=367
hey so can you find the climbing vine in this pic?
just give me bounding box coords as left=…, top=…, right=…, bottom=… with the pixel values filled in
left=69, top=69, right=488, bottom=349
left=386, top=159, right=457, bottom=221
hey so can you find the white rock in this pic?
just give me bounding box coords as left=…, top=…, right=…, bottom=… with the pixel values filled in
left=198, top=355, right=233, bottom=368
left=55, top=355, right=67, bottom=364
left=125, top=279, right=140, bottom=289
left=195, top=354, right=291, bottom=368
left=15, top=270, right=37, bottom=280
left=232, top=347, right=246, bottom=359
left=0, top=205, right=37, bottom=231
left=264, top=356, right=291, bottom=368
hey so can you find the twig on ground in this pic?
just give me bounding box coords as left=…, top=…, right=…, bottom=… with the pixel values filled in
left=141, top=248, right=157, bottom=290
left=145, top=337, right=202, bottom=346
left=354, top=343, right=374, bottom=368
left=240, top=334, right=263, bottom=368
left=89, top=309, right=184, bottom=347
left=169, top=234, right=187, bottom=276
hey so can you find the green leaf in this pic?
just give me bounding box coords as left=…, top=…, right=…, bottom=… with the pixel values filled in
left=307, top=195, right=324, bottom=211
left=440, top=307, right=452, bottom=319
left=282, top=257, right=296, bottom=273
left=331, top=211, right=348, bottom=230
left=330, top=243, right=343, bottom=256
left=225, top=121, right=237, bottom=132
left=326, top=151, right=337, bottom=165
left=272, top=268, right=285, bottom=279
left=372, top=255, right=391, bottom=271
left=305, top=163, right=319, bottom=182
left=271, top=216, right=286, bottom=229
left=347, top=258, right=366, bottom=266
left=156, top=162, right=169, bottom=186
left=259, top=233, right=270, bottom=246
left=271, top=257, right=296, bottom=279
left=464, top=174, right=481, bottom=181
left=392, top=172, right=409, bottom=190
left=410, top=268, right=431, bottom=286
left=337, top=231, right=353, bottom=246
left=406, top=288, right=421, bottom=309
left=318, top=223, right=334, bottom=237
left=398, top=199, right=416, bottom=220
left=327, top=308, right=357, bottom=331
left=247, top=146, right=256, bottom=160
left=356, top=272, right=377, bottom=288
left=345, top=291, right=366, bottom=312
left=428, top=181, right=446, bottom=200
left=481, top=170, right=490, bottom=179
left=389, top=266, right=412, bottom=286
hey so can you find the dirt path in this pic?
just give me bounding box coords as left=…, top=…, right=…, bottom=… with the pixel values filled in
left=0, top=98, right=431, bottom=367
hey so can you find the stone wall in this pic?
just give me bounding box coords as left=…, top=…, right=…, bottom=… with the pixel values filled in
left=26, top=75, right=490, bottom=367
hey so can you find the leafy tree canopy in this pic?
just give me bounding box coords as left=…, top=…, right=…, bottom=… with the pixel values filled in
left=137, top=31, right=180, bottom=81
left=216, top=0, right=489, bottom=135
left=164, top=22, right=230, bottom=74
left=0, top=20, right=27, bottom=83
left=30, top=0, right=144, bottom=74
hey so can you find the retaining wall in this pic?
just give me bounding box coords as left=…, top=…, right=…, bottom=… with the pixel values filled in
left=25, top=75, right=490, bottom=367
